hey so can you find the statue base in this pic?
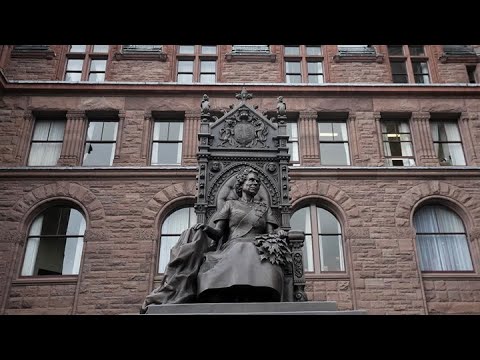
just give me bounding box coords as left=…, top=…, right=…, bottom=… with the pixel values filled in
left=143, top=301, right=366, bottom=315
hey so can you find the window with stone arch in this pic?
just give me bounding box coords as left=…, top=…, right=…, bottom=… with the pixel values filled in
left=21, top=203, right=86, bottom=276
left=413, top=204, right=473, bottom=272
left=290, top=203, right=345, bottom=273
left=158, top=206, right=197, bottom=273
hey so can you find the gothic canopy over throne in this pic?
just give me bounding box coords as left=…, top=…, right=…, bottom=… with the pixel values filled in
left=195, top=88, right=307, bottom=302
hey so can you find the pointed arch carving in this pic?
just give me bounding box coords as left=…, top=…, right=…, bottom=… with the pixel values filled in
left=9, top=181, right=105, bottom=229
left=141, top=181, right=197, bottom=228
left=395, top=181, right=480, bottom=228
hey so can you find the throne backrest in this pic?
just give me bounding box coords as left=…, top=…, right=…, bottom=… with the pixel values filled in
left=194, top=89, right=307, bottom=302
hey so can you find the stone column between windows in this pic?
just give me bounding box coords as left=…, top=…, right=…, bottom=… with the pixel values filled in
left=459, top=112, right=478, bottom=166
left=410, top=112, right=438, bottom=166
left=372, top=112, right=385, bottom=166
left=114, top=110, right=125, bottom=161
left=16, top=110, right=35, bottom=165
left=141, top=113, right=152, bottom=164
left=347, top=113, right=361, bottom=166
left=59, top=110, right=87, bottom=166
left=183, top=110, right=201, bottom=166
left=298, top=111, right=320, bottom=166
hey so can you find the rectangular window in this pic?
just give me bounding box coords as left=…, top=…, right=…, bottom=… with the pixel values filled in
left=284, top=45, right=323, bottom=83
left=286, top=121, right=299, bottom=165
left=64, top=45, right=109, bottom=82
left=382, top=120, right=415, bottom=166
left=176, top=45, right=217, bottom=83
left=388, top=45, right=430, bottom=84
left=83, top=121, right=118, bottom=166
left=28, top=119, right=65, bottom=166
left=318, top=121, right=350, bottom=165
left=430, top=121, right=466, bottom=165
left=151, top=121, right=183, bottom=165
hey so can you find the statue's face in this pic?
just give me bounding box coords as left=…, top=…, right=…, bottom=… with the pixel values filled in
left=242, top=172, right=260, bottom=195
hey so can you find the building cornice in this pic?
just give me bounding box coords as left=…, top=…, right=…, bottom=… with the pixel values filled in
left=1, top=73, right=480, bottom=97
left=2, top=166, right=480, bottom=179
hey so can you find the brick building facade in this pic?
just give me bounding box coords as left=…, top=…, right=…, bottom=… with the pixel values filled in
left=1, top=44, right=480, bottom=314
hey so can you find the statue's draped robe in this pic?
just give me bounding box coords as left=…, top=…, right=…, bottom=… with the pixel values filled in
left=141, top=200, right=283, bottom=312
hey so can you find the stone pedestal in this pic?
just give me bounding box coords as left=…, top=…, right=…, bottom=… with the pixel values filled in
left=144, top=301, right=366, bottom=315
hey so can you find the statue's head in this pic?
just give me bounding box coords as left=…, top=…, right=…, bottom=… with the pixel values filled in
left=234, top=167, right=259, bottom=197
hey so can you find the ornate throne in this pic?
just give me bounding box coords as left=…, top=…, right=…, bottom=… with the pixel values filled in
left=195, top=89, right=307, bottom=302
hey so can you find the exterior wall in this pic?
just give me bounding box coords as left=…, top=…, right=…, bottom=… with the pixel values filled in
left=1, top=45, right=480, bottom=315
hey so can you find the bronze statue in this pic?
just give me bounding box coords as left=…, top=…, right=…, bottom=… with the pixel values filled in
left=141, top=167, right=289, bottom=313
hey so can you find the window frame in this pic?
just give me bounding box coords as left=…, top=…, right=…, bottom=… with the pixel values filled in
left=20, top=203, right=86, bottom=278
left=150, top=117, right=184, bottom=166
left=387, top=45, right=431, bottom=84
left=318, top=119, right=351, bottom=165
left=283, top=45, right=324, bottom=84
left=381, top=118, right=416, bottom=166
left=291, top=203, right=346, bottom=274
left=63, top=45, right=110, bottom=82
left=27, top=117, right=66, bottom=167
left=158, top=206, right=197, bottom=274
left=430, top=120, right=466, bottom=166
left=413, top=204, right=474, bottom=273
left=82, top=119, right=119, bottom=167
left=175, top=45, right=218, bottom=83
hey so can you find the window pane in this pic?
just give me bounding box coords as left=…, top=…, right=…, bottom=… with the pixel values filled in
left=159, top=236, right=180, bottom=273
left=320, top=235, right=344, bottom=271
left=317, top=208, right=340, bottom=234
left=390, top=61, right=407, bottom=73
left=287, top=142, right=299, bottom=162
left=393, top=74, right=408, bottom=83
left=178, top=60, right=193, bottom=72
left=151, top=142, right=182, bottom=165
left=303, top=235, right=314, bottom=272
left=284, top=46, right=300, bottom=55
left=90, top=59, right=106, bottom=71
left=28, top=143, right=62, bottom=166
left=70, top=45, right=86, bottom=53
left=101, top=122, right=118, bottom=141
left=318, top=122, right=333, bottom=141
left=285, top=61, right=301, bottom=73
left=306, top=46, right=322, bottom=56
left=409, top=45, right=425, bottom=56
left=178, top=45, right=194, bottom=54
left=308, top=74, right=324, bottom=84
left=287, top=122, right=298, bottom=139
left=86, top=121, right=103, bottom=141
left=89, top=73, right=105, bottom=82
left=178, top=74, right=193, bottom=83
left=286, top=74, right=301, bottom=83
left=153, top=122, right=169, bottom=141
left=168, top=122, right=183, bottom=141
left=200, top=74, right=216, bottom=83
left=291, top=207, right=311, bottom=234
left=65, top=72, right=81, bottom=81
left=320, top=143, right=350, bottom=165
left=83, top=143, right=115, bottom=166
left=66, top=59, right=84, bottom=71
left=307, top=62, right=322, bottom=73
left=93, top=45, right=109, bottom=53
left=200, top=61, right=216, bottom=72
left=201, top=46, right=216, bottom=54
left=332, top=122, right=348, bottom=141
left=387, top=46, right=403, bottom=56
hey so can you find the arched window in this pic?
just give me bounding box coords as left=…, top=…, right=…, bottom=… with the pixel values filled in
left=158, top=206, right=196, bottom=273
left=21, top=205, right=86, bottom=276
left=414, top=205, right=473, bottom=271
left=291, top=205, right=345, bottom=273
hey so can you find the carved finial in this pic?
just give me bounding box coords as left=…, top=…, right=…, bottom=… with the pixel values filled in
left=235, top=87, right=253, bottom=103
left=201, top=94, right=210, bottom=115
left=276, top=96, right=286, bottom=116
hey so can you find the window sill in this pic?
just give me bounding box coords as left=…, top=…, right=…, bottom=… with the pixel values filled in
left=333, top=53, right=384, bottom=63
left=439, top=54, right=480, bottom=64
left=305, top=273, right=349, bottom=280
left=225, top=52, right=276, bottom=62
left=114, top=52, right=167, bottom=61
left=12, top=275, right=78, bottom=285
left=421, top=273, right=480, bottom=280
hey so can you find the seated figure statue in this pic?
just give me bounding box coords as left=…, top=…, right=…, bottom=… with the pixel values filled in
left=141, top=167, right=290, bottom=313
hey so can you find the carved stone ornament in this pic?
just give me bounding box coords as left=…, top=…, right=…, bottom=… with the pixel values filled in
left=219, top=111, right=269, bottom=148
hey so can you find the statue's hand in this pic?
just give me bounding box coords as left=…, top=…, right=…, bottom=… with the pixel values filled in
left=276, top=229, right=288, bottom=239
left=193, top=223, right=208, bottom=232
